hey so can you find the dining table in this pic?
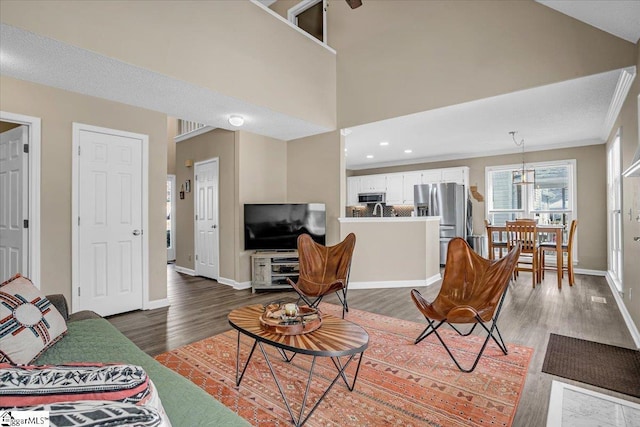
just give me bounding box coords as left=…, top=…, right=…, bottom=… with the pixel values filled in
left=486, top=224, right=565, bottom=289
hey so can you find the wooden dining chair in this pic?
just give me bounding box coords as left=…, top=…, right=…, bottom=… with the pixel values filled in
left=506, top=220, right=540, bottom=288
left=540, top=219, right=578, bottom=286
left=485, top=219, right=507, bottom=260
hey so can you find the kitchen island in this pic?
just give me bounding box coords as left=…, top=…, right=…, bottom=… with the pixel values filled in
left=339, top=216, right=441, bottom=289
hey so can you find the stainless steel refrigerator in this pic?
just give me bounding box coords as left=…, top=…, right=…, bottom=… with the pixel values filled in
left=414, top=183, right=468, bottom=265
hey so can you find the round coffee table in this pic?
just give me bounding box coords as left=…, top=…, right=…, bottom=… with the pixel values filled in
left=228, top=304, right=369, bottom=426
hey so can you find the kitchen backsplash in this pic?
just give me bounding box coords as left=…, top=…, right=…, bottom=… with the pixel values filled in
left=346, top=204, right=414, bottom=218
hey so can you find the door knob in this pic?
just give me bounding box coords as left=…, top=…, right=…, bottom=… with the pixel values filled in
left=133, top=230, right=141, bottom=236
left=211, top=225, right=217, bottom=229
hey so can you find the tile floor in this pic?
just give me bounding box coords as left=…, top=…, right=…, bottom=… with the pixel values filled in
left=547, top=381, right=640, bottom=427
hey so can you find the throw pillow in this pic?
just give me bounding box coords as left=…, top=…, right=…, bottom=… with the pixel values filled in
left=0, top=274, right=67, bottom=364
left=17, top=400, right=166, bottom=427
left=0, top=363, right=171, bottom=426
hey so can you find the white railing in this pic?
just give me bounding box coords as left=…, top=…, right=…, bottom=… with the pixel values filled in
left=178, top=120, right=206, bottom=136
left=174, top=120, right=214, bottom=142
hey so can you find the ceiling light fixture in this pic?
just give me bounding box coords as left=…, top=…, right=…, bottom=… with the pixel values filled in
left=379, top=141, right=389, bottom=146
left=366, top=154, right=374, bottom=159
left=510, top=131, right=535, bottom=185
left=404, top=149, right=412, bottom=154
left=228, top=115, right=244, bottom=127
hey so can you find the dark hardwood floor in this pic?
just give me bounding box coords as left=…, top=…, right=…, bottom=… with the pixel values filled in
left=108, top=265, right=640, bottom=426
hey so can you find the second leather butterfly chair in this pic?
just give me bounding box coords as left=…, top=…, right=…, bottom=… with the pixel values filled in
left=411, top=238, right=520, bottom=373
left=287, top=233, right=356, bottom=318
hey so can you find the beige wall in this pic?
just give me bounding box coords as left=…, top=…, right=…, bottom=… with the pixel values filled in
left=351, top=144, right=607, bottom=271
left=237, top=131, right=288, bottom=283
left=328, top=0, right=636, bottom=128
left=174, top=129, right=235, bottom=281
left=287, top=131, right=342, bottom=245
left=340, top=218, right=439, bottom=284
left=166, top=117, right=177, bottom=175
left=1, top=0, right=336, bottom=130
left=608, top=41, right=640, bottom=336
left=0, top=76, right=168, bottom=303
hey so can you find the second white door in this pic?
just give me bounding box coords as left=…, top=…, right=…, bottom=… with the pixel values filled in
left=0, top=125, right=28, bottom=281
left=76, top=125, right=144, bottom=316
left=195, top=159, right=219, bottom=280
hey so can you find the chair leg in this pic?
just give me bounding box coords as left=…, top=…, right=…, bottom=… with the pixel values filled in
left=415, top=319, right=445, bottom=344
left=425, top=316, right=507, bottom=373
left=335, top=288, right=349, bottom=319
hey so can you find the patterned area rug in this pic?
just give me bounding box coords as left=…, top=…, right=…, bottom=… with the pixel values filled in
left=155, top=304, right=533, bottom=426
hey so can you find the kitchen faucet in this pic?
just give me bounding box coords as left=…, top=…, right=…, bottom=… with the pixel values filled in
left=373, top=203, right=384, bottom=217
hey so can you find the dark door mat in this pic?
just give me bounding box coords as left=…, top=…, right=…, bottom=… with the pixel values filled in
left=542, top=333, right=640, bottom=398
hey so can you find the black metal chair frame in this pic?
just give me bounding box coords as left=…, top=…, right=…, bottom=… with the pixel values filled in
left=293, top=268, right=351, bottom=319
left=413, top=288, right=510, bottom=373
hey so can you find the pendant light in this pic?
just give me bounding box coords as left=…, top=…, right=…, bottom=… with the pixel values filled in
left=510, top=131, right=535, bottom=185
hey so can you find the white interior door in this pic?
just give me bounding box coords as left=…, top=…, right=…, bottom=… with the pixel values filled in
left=76, top=126, right=143, bottom=316
left=607, top=132, right=623, bottom=291
left=0, top=125, right=28, bottom=281
left=195, top=159, right=219, bottom=279
left=167, top=175, right=176, bottom=262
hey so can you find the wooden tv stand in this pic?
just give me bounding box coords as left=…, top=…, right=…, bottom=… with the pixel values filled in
left=250, top=251, right=299, bottom=293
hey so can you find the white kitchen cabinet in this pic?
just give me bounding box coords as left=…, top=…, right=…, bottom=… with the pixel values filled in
left=441, top=167, right=467, bottom=185
left=421, top=167, right=468, bottom=185
left=385, top=173, right=404, bottom=204
left=345, top=167, right=469, bottom=207
left=360, top=174, right=387, bottom=192
left=402, top=172, right=422, bottom=205
left=421, top=170, right=442, bottom=184
left=347, top=176, right=362, bottom=206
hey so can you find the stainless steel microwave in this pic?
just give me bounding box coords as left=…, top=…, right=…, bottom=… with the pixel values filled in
left=358, top=192, right=386, bottom=204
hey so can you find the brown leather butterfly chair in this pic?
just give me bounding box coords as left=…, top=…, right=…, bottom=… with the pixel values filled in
left=411, top=237, right=520, bottom=372
left=287, top=233, right=356, bottom=318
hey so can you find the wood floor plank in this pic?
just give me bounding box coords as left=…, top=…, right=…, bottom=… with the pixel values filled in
left=107, top=265, right=640, bottom=426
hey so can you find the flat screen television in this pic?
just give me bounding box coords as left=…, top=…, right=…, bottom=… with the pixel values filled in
left=244, top=203, right=326, bottom=251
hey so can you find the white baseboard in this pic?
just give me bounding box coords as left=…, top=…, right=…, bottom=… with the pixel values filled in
left=218, top=276, right=252, bottom=291
left=605, top=271, right=640, bottom=349
left=349, top=276, right=441, bottom=290
left=144, top=298, right=170, bottom=311
left=574, top=268, right=606, bottom=276
left=174, top=266, right=195, bottom=276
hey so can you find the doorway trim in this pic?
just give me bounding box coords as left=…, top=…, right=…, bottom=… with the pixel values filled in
left=0, top=111, right=41, bottom=288
left=193, top=157, right=219, bottom=279
left=71, top=122, right=149, bottom=314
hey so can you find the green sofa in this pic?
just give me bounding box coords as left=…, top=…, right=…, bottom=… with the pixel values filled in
left=36, top=295, right=249, bottom=427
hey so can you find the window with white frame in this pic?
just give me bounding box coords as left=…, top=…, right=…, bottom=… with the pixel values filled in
left=486, top=159, right=576, bottom=244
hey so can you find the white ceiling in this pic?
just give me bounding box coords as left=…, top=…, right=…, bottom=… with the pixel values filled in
left=537, top=0, right=640, bottom=44
left=0, top=23, right=331, bottom=142
left=344, top=67, right=635, bottom=169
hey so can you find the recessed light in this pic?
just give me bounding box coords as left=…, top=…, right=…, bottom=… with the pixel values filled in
left=404, top=149, right=413, bottom=154
left=228, top=115, right=244, bottom=127
left=379, top=141, right=389, bottom=146
left=366, top=154, right=374, bottom=159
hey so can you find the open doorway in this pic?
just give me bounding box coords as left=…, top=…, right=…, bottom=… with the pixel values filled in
left=288, top=0, right=327, bottom=43
left=0, top=112, right=40, bottom=286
